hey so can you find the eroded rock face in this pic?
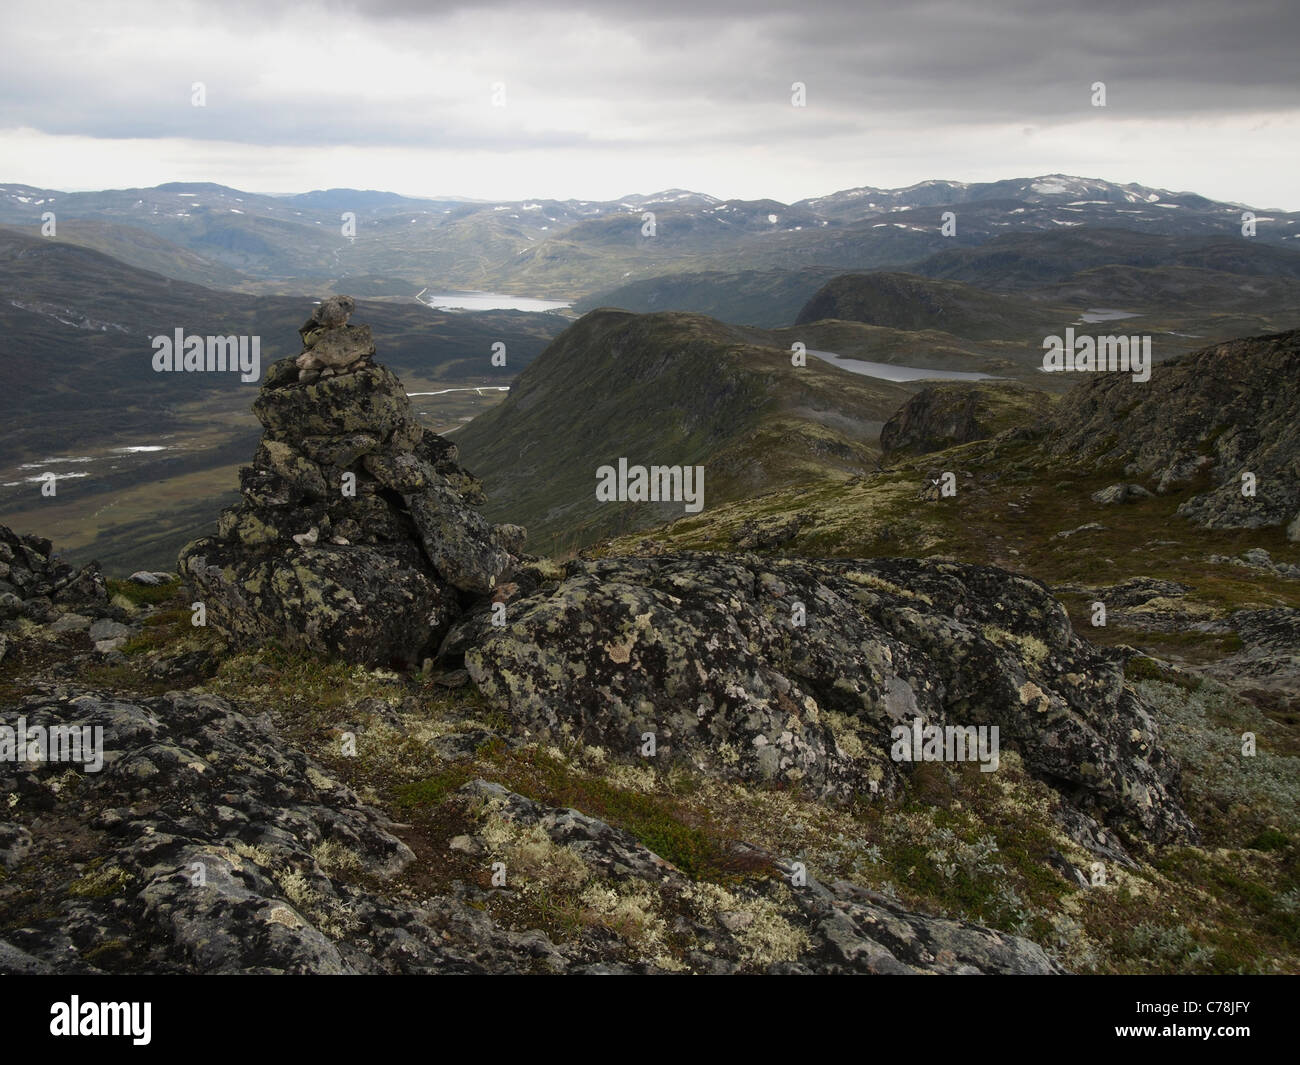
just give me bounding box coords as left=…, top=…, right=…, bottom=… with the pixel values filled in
left=454, top=553, right=1196, bottom=845
left=179, top=298, right=522, bottom=666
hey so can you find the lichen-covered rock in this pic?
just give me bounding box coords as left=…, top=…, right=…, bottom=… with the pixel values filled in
left=1204, top=608, right=1300, bottom=712
left=455, top=553, right=1196, bottom=845
left=0, top=683, right=1064, bottom=974
left=0, top=523, right=109, bottom=647
left=0, top=525, right=107, bottom=617
left=0, top=686, right=564, bottom=974
left=179, top=299, right=526, bottom=666
left=459, top=780, right=1063, bottom=974
left=181, top=542, right=457, bottom=666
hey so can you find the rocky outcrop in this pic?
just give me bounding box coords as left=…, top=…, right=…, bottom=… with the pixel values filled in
left=458, top=781, right=1063, bottom=974
left=0, top=524, right=122, bottom=658
left=1204, top=608, right=1300, bottom=712
left=0, top=526, right=106, bottom=625
left=179, top=297, right=523, bottom=667
left=0, top=686, right=568, bottom=974
left=450, top=553, right=1196, bottom=846
left=0, top=683, right=1061, bottom=974
left=880, top=382, right=1037, bottom=457
left=1044, top=328, right=1300, bottom=535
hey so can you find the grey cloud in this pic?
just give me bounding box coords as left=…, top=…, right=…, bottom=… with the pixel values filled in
left=0, top=0, right=1296, bottom=154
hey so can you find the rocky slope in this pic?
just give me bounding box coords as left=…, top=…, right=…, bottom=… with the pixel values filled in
left=0, top=683, right=1061, bottom=974
left=1043, top=327, right=1300, bottom=537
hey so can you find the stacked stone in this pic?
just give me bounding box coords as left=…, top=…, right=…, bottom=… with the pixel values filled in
left=180, top=296, right=527, bottom=667
left=294, top=295, right=374, bottom=384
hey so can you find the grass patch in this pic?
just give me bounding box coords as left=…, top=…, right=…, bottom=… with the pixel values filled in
left=105, top=576, right=181, bottom=608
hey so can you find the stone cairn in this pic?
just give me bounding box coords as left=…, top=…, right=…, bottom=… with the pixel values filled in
left=180, top=296, right=526, bottom=667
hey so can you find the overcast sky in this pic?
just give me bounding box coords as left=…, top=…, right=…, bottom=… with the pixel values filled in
left=2, top=0, right=1296, bottom=207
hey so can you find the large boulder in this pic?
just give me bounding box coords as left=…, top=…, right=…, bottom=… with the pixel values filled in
left=179, top=298, right=524, bottom=666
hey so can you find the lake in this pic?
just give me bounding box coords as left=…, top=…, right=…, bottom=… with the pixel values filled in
left=417, top=289, right=571, bottom=313
left=807, top=349, right=998, bottom=382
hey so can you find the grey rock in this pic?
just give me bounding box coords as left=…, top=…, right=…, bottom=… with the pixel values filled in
left=310, top=324, right=375, bottom=370
left=1091, top=483, right=1154, bottom=505
left=0, top=823, right=33, bottom=869
left=127, top=571, right=175, bottom=586
left=312, top=294, right=355, bottom=329
left=88, top=619, right=130, bottom=642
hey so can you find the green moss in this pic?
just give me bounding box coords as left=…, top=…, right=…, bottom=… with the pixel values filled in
left=67, top=864, right=132, bottom=899
left=1247, top=828, right=1291, bottom=852
left=82, top=939, right=130, bottom=965
left=1124, top=656, right=1201, bottom=692
left=394, top=766, right=476, bottom=809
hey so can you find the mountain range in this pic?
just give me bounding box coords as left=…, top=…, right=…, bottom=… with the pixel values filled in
left=3, top=174, right=1296, bottom=300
